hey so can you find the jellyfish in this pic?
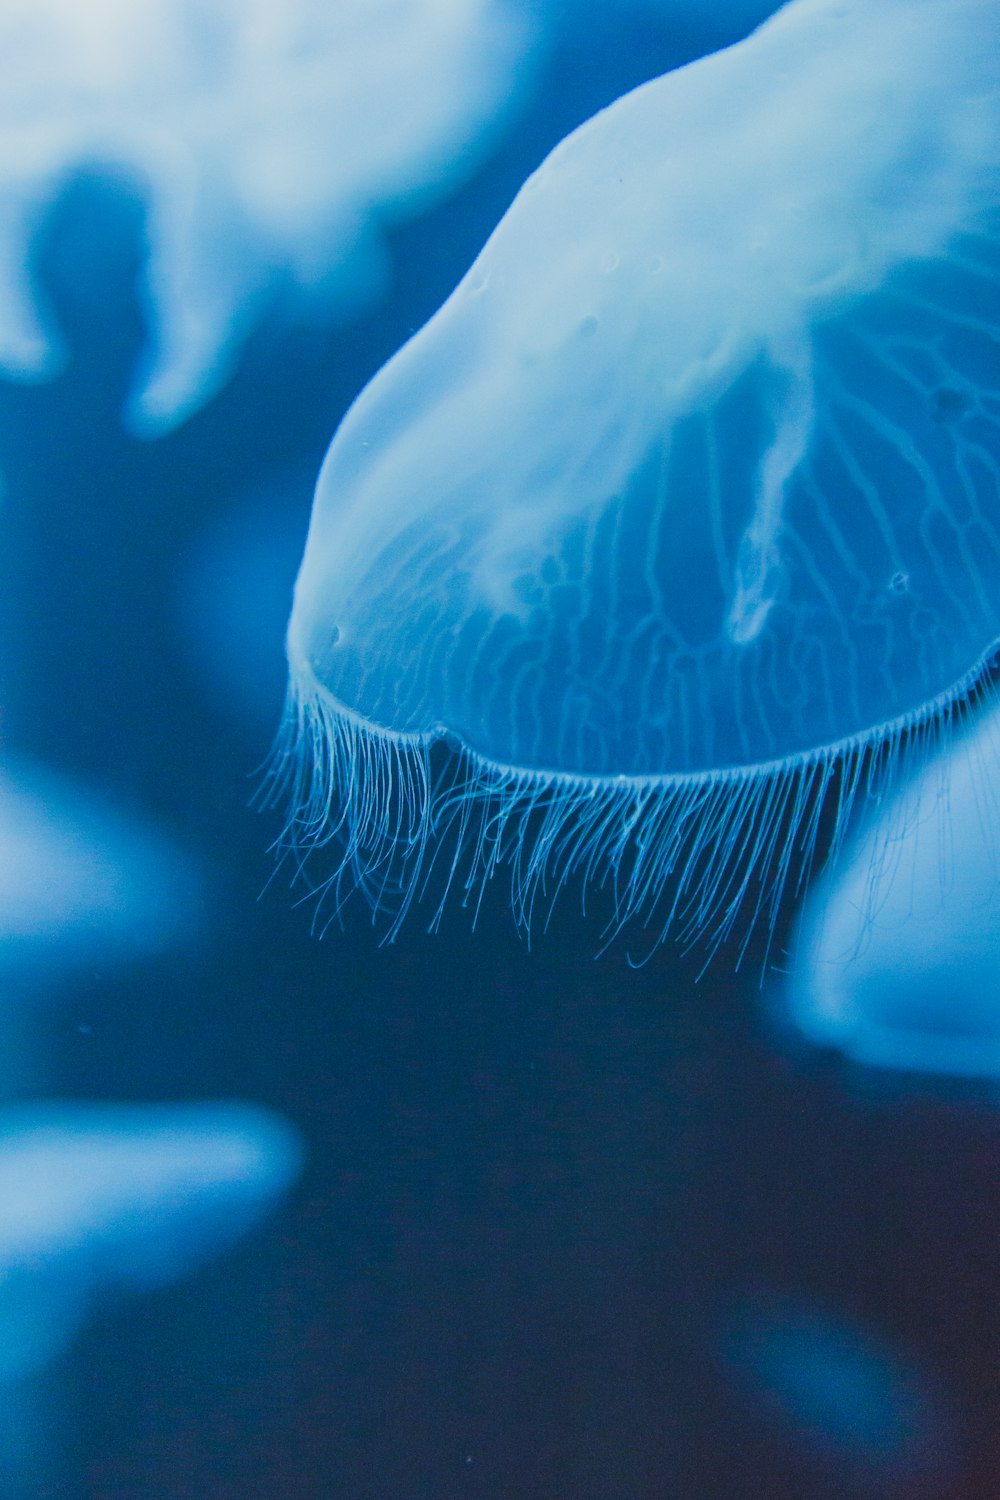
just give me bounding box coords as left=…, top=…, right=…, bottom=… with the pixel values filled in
left=0, top=757, right=201, bottom=1098
left=0, top=756, right=198, bottom=971
left=783, top=703, right=1000, bottom=1078
left=0, top=0, right=535, bottom=434
left=275, top=0, right=1000, bottom=955
left=0, top=1100, right=302, bottom=1383
left=721, top=1294, right=950, bottom=1493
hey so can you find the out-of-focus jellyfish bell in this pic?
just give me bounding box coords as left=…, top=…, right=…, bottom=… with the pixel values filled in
left=0, top=0, right=536, bottom=433
left=0, top=756, right=198, bottom=978
left=0, top=760, right=200, bottom=1101
left=721, top=1294, right=950, bottom=1494
left=0, top=1101, right=302, bottom=1382
left=280, top=0, right=1000, bottom=954
left=784, top=704, right=1000, bottom=1078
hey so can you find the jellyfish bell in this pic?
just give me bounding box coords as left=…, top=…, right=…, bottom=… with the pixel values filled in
left=280, top=0, right=1000, bottom=954
left=782, top=702, right=1000, bottom=1079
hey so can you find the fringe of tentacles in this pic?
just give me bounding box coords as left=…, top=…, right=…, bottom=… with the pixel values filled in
left=259, top=654, right=1000, bottom=968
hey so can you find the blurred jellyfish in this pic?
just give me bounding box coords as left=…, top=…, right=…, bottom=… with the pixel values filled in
left=0, top=0, right=537, bottom=433
left=784, top=704, right=1000, bottom=1077
left=0, top=758, right=200, bottom=1099
left=0, top=1100, right=302, bottom=1383
left=276, top=0, right=1000, bottom=954
left=0, top=756, right=199, bottom=977
left=721, top=1294, right=951, bottom=1494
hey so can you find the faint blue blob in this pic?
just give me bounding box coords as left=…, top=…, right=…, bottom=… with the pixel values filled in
left=278, top=0, right=1000, bottom=956
left=785, top=705, right=1000, bottom=1078
left=722, top=1294, right=950, bottom=1493
left=0, top=0, right=538, bottom=433
left=0, top=1100, right=302, bottom=1383
left=178, top=471, right=312, bottom=729
left=0, top=756, right=200, bottom=979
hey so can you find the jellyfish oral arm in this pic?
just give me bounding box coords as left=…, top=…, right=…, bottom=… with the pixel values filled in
left=727, top=335, right=815, bottom=645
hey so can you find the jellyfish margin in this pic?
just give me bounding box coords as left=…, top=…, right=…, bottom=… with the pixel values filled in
left=261, top=646, right=1000, bottom=967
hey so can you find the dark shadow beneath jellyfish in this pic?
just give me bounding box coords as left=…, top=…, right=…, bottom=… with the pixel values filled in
left=272, top=0, right=1000, bottom=960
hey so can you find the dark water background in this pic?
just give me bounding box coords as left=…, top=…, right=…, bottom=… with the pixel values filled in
left=1, top=9, right=999, bottom=1497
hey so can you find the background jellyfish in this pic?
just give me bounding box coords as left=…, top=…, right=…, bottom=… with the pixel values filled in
left=0, top=0, right=536, bottom=433
left=0, top=755, right=201, bottom=1104
left=782, top=703, right=1000, bottom=1078
left=720, top=1293, right=951, bottom=1496
left=0, top=1100, right=301, bottom=1381
left=0, top=1101, right=301, bottom=1496
left=281, top=0, right=1000, bottom=954
left=0, top=755, right=199, bottom=970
